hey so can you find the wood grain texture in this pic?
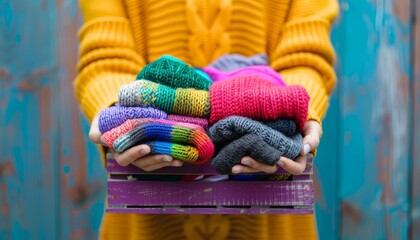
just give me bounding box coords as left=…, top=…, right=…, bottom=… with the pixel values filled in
left=338, top=0, right=413, bottom=239
left=314, top=1, right=343, bottom=238
left=0, top=1, right=60, bottom=239
left=1, top=0, right=419, bottom=239
left=411, top=0, right=420, bottom=238
left=0, top=1, right=106, bottom=239
left=55, top=1, right=106, bottom=240
left=107, top=207, right=314, bottom=215
left=108, top=180, right=314, bottom=206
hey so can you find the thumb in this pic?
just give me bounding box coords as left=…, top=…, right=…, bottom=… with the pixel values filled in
left=88, top=115, right=105, bottom=145
left=301, top=120, right=322, bottom=155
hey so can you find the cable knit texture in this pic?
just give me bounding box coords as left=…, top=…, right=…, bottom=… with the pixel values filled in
left=98, top=106, right=168, bottom=133
left=208, top=53, right=268, bottom=71
left=75, top=0, right=338, bottom=239
left=103, top=118, right=214, bottom=164
left=98, top=106, right=209, bottom=132
left=209, top=75, right=310, bottom=130
left=203, top=65, right=286, bottom=86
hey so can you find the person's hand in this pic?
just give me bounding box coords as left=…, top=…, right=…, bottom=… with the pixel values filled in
left=231, top=120, right=322, bottom=175
left=88, top=115, right=184, bottom=171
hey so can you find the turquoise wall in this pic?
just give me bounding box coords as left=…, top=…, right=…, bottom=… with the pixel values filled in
left=1, top=0, right=419, bottom=239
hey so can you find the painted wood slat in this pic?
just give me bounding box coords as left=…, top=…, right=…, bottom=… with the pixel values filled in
left=339, top=0, right=413, bottom=239
left=0, top=1, right=60, bottom=239
left=55, top=1, right=106, bottom=240
left=314, top=1, right=343, bottom=238
left=107, top=207, right=314, bottom=215
left=107, top=180, right=314, bottom=206
left=411, top=0, right=420, bottom=238
left=0, top=1, right=106, bottom=239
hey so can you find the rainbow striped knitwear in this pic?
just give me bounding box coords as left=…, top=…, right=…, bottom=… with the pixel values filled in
left=209, top=75, right=310, bottom=130
left=119, top=80, right=210, bottom=118
left=98, top=106, right=209, bottom=133
left=136, top=55, right=212, bottom=90
left=208, top=116, right=302, bottom=173
left=208, top=54, right=268, bottom=72
left=203, top=65, right=286, bottom=87
left=102, top=118, right=214, bottom=164
left=167, top=115, right=208, bottom=129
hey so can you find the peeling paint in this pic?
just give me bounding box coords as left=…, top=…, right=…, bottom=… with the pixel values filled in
left=372, top=9, right=410, bottom=205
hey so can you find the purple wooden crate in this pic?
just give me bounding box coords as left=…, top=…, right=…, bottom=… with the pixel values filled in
left=106, top=207, right=314, bottom=215
left=107, top=180, right=313, bottom=206
left=110, top=173, right=311, bottom=181
left=106, top=153, right=314, bottom=214
left=106, top=154, right=313, bottom=175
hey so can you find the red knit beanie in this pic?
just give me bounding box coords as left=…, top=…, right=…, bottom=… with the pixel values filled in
left=209, top=75, right=310, bottom=130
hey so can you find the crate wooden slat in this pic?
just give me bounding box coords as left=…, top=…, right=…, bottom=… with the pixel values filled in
left=107, top=207, right=314, bottom=215
left=106, top=154, right=314, bottom=214
left=106, top=154, right=313, bottom=175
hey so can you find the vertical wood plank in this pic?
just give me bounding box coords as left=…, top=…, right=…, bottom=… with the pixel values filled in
left=339, top=0, right=413, bottom=239
left=0, top=1, right=106, bottom=239
left=0, top=1, right=60, bottom=239
left=411, top=0, right=420, bottom=238
left=314, top=2, right=343, bottom=238
left=55, top=1, right=106, bottom=239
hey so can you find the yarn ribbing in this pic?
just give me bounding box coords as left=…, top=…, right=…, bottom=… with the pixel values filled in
left=119, top=80, right=210, bottom=118
left=136, top=55, right=212, bottom=90
left=103, top=118, right=214, bottom=164
left=209, top=75, right=310, bottom=130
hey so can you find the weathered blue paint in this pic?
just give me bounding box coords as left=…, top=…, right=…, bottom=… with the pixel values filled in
left=1, top=0, right=419, bottom=239
left=411, top=0, right=420, bottom=238
left=336, top=0, right=413, bottom=239
left=0, top=1, right=106, bottom=239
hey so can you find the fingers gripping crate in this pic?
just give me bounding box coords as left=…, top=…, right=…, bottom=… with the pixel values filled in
left=106, top=154, right=314, bottom=214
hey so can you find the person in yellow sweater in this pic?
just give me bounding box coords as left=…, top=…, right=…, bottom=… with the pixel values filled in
left=75, top=0, right=338, bottom=239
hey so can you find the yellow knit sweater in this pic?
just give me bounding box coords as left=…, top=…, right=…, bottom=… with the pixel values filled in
left=74, top=0, right=338, bottom=239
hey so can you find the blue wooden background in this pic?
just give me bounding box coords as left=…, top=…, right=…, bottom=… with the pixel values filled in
left=0, top=0, right=418, bottom=239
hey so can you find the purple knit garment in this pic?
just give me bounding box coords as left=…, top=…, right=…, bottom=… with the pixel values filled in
left=208, top=53, right=268, bottom=72
left=98, top=106, right=168, bottom=133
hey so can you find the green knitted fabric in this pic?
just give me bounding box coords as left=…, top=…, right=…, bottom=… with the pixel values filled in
left=119, top=80, right=210, bottom=118
left=136, top=55, right=212, bottom=90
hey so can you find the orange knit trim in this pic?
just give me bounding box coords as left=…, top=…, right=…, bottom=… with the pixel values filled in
left=123, top=0, right=148, bottom=59
left=78, top=17, right=136, bottom=56
left=280, top=66, right=329, bottom=119
left=78, top=72, right=136, bottom=121
left=270, top=52, right=336, bottom=94
left=77, top=48, right=145, bottom=72
left=75, top=58, right=140, bottom=99
left=272, top=18, right=335, bottom=64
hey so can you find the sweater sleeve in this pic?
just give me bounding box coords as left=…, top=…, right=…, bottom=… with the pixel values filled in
left=269, top=0, right=339, bottom=123
left=74, top=0, right=146, bottom=121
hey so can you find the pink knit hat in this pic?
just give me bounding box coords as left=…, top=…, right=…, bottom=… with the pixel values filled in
left=209, top=75, right=310, bottom=130
left=203, top=65, right=286, bottom=87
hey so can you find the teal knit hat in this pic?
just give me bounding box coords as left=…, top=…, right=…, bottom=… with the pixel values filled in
left=136, top=55, right=212, bottom=90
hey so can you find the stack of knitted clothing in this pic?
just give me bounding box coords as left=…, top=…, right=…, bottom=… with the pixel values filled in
left=203, top=54, right=310, bottom=174
left=99, top=54, right=310, bottom=173
left=98, top=55, right=215, bottom=164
